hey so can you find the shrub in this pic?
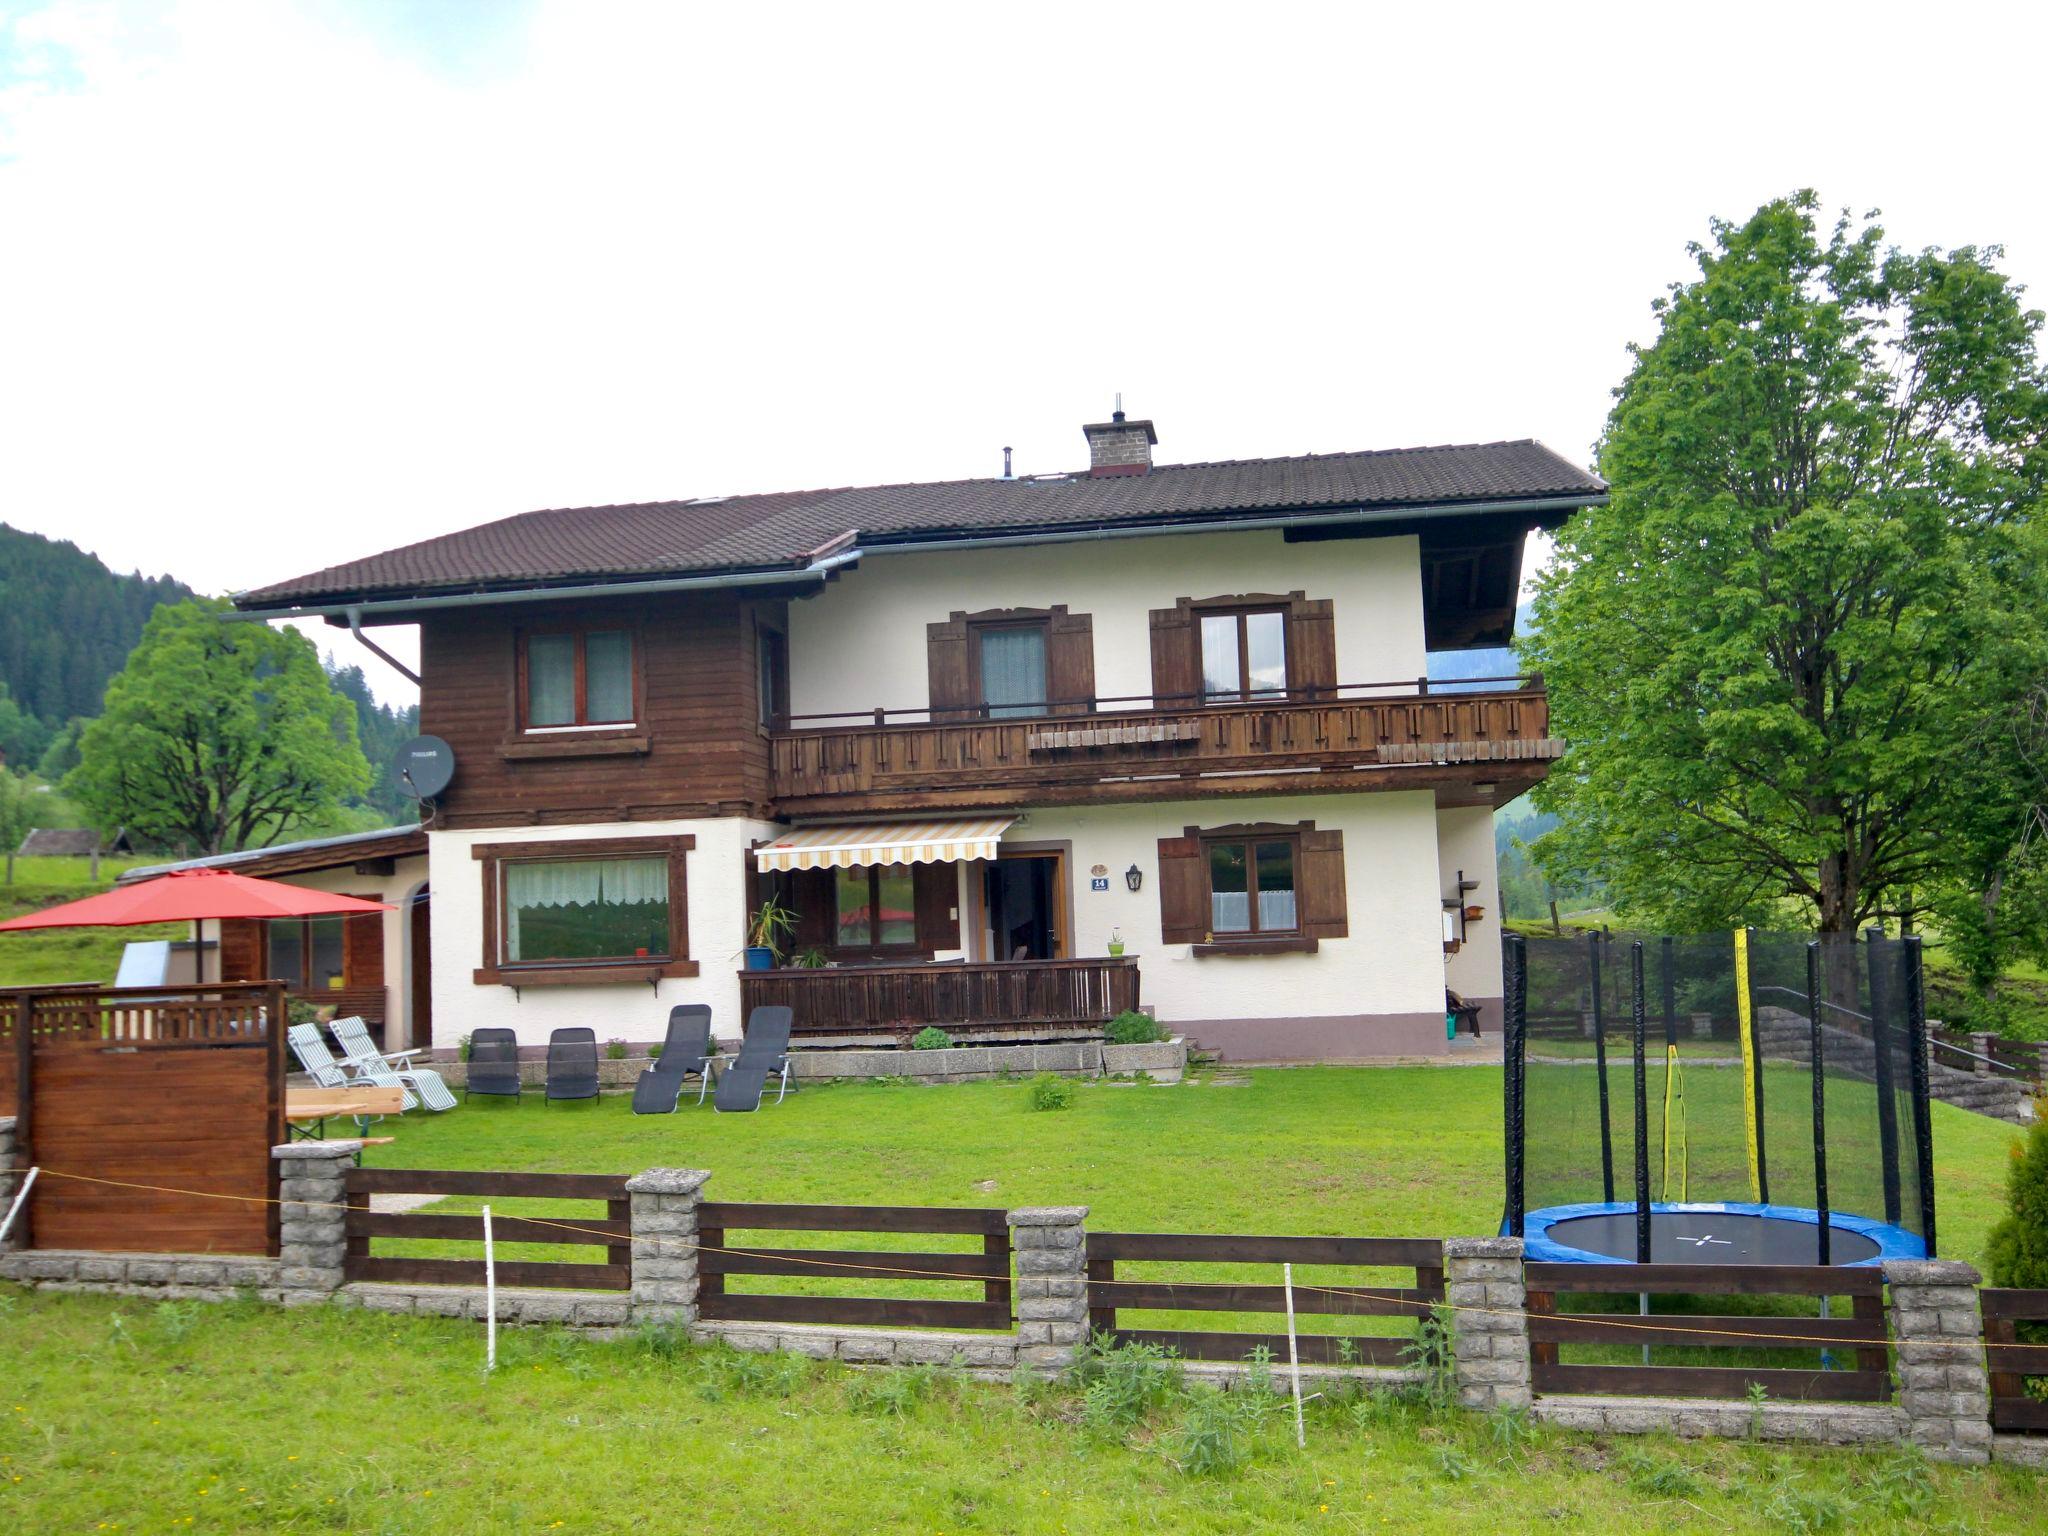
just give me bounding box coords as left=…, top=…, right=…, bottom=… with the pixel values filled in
left=1069, top=1333, right=1183, bottom=1438
left=911, top=1026, right=954, bottom=1051
left=455, top=1032, right=473, bottom=1063
left=1026, top=1072, right=1075, bottom=1111
left=1105, top=1010, right=1165, bottom=1046
left=1986, top=1115, right=2048, bottom=1290
left=1171, top=1385, right=1265, bottom=1478
left=604, top=1037, right=629, bottom=1060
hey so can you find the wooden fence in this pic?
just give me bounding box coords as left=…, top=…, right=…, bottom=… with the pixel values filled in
left=1981, top=1288, right=2048, bottom=1433
left=696, top=1201, right=1012, bottom=1330
left=1523, top=1262, right=1891, bottom=1401
left=741, top=958, right=1140, bottom=1041
left=1084, top=1232, right=1446, bottom=1365
left=343, top=1168, right=631, bottom=1291
left=3, top=982, right=282, bottom=1255
left=1927, top=1027, right=2044, bottom=1085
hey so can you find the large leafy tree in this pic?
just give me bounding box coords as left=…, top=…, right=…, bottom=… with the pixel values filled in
left=1528, top=192, right=2048, bottom=938
left=67, top=600, right=371, bottom=855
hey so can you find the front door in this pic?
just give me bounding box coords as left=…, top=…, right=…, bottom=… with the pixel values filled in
left=984, top=853, right=1064, bottom=961
left=408, top=888, right=433, bottom=1051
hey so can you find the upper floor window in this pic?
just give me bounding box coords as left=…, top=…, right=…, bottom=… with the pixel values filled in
left=927, top=606, right=1094, bottom=722
left=522, top=629, right=635, bottom=730
left=974, top=622, right=1048, bottom=719
left=756, top=619, right=789, bottom=729
left=1200, top=608, right=1288, bottom=704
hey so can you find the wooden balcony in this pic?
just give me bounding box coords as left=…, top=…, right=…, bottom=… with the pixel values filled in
left=740, top=957, right=1141, bottom=1046
left=767, top=679, right=1560, bottom=817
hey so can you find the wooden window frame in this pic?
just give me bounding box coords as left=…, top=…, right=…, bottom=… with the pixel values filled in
left=472, top=835, right=698, bottom=986
left=267, top=914, right=349, bottom=990
left=755, top=615, right=790, bottom=731
left=1197, top=823, right=1309, bottom=953
left=966, top=613, right=1053, bottom=719
left=1195, top=603, right=1291, bottom=705
left=827, top=863, right=927, bottom=961
left=515, top=625, right=643, bottom=732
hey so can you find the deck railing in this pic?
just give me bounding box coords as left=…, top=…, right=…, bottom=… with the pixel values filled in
left=768, top=681, right=1556, bottom=812
left=740, top=957, right=1139, bottom=1041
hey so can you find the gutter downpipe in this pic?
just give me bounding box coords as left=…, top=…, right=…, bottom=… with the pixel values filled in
left=346, top=607, right=422, bottom=687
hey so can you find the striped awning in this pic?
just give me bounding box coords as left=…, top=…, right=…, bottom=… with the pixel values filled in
left=753, top=817, right=1018, bottom=873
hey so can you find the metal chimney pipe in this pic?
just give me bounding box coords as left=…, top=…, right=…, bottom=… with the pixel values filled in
left=1002, top=446, right=1013, bottom=479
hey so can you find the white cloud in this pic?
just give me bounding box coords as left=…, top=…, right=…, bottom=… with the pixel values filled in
left=3, top=1, right=2045, bottom=703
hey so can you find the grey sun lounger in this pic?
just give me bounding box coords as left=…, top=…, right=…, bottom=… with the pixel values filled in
left=465, top=1027, right=523, bottom=1101
left=545, top=1026, right=602, bottom=1104
left=632, top=1004, right=715, bottom=1113
left=712, top=1005, right=794, bottom=1113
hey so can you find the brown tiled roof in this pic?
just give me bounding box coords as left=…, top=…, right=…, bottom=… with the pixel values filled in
left=237, top=439, right=1602, bottom=610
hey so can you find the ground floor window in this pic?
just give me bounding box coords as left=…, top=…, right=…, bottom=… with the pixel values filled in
left=268, top=916, right=346, bottom=990
left=1157, top=820, right=1345, bottom=953
left=473, top=835, right=697, bottom=983
left=1205, top=835, right=1299, bottom=936
left=834, top=863, right=919, bottom=952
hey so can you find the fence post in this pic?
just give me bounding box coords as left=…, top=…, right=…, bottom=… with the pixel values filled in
left=271, top=1143, right=353, bottom=1303
left=623, top=1168, right=710, bottom=1329
left=1884, top=1259, right=1992, bottom=1464
left=1968, top=1033, right=1994, bottom=1078
left=1009, top=1205, right=1089, bottom=1375
left=1443, top=1236, right=1529, bottom=1411
left=0, top=1117, right=18, bottom=1253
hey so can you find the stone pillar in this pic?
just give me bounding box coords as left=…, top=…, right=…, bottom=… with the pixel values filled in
left=0, top=1117, right=19, bottom=1252
left=624, top=1168, right=709, bottom=1327
left=1885, top=1259, right=1993, bottom=1465
left=1010, top=1205, right=1088, bottom=1375
left=1444, top=1237, right=1530, bottom=1412
left=272, top=1143, right=354, bottom=1302
left=1969, top=1033, right=1994, bottom=1077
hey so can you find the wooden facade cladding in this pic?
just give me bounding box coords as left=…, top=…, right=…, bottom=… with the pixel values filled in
left=218, top=911, right=388, bottom=1025
left=417, top=592, right=785, bottom=829
left=768, top=686, right=1561, bottom=818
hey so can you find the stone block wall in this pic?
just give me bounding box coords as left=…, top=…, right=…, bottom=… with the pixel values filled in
left=1886, top=1259, right=1994, bottom=1465
left=273, top=1142, right=353, bottom=1303
left=625, top=1167, right=707, bottom=1327
left=1009, top=1206, right=1089, bottom=1374
left=1444, top=1237, right=1529, bottom=1412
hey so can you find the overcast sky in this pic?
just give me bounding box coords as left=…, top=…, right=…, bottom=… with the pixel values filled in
left=4, top=0, right=2045, bottom=704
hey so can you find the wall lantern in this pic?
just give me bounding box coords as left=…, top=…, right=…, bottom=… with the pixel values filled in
left=1125, top=864, right=1144, bottom=892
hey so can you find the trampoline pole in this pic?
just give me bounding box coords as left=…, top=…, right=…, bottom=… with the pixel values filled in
left=1806, top=941, right=1830, bottom=1266
left=1660, top=936, right=1677, bottom=1200
left=1589, top=931, right=1614, bottom=1204
left=1631, top=942, right=1650, bottom=1266
left=1903, top=934, right=1937, bottom=1257
left=1504, top=933, right=1526, bottom=1238
left=1865, top=928, right=1903, bottom=1229
left=1738, top=926, right=1769, bottom=1204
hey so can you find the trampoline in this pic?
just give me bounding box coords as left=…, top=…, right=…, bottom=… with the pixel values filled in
left=1502, top=928, right=1937, bottom=1268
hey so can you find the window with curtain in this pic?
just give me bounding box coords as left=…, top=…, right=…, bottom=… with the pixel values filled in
left=268, top=916, right=346, bottom=989
left=1200, top=609, right=1287, bottom=703
left=522, top=629, right=636, bottom=728
left=502, top=856, right=670, bottom=963
left=1204, top=836, right=1298, bottom=936
left=833, top=863, right=919, bottom=952
left=976, top=624, right=1048, bottom=718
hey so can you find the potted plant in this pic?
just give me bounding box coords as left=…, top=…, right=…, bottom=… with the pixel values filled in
left=744, top=895, right=797, bottom=970
left=1107, top=926, right=1126, bottom=958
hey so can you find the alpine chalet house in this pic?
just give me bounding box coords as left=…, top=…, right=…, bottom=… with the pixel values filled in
left=230, top=413, right=1602, bottom=1060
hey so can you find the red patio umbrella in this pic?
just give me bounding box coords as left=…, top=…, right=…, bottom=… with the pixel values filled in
left=0, top=868, right=394, bottom=930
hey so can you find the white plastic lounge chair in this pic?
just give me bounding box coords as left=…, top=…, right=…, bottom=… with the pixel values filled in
left=331, top=1015, right=459, bottom=1113
left=289, top=1022, right=419, bottom=1112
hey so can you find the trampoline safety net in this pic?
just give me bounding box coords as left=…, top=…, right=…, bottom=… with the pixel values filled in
left=1504, top=928, right=1934, bottom=1264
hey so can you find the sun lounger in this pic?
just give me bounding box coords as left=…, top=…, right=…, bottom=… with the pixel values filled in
left=465, top=1027, right=523, bottom=1101
left=712, top=1005, right=794, bottom=1113
left=631, top=1005, right=715, bottom=1114
left=331, top=1015, right=458, bottom=1112
left=289, top=1022, right=418, bottom=1112
left=546, top=1026, right=601, bottom=1104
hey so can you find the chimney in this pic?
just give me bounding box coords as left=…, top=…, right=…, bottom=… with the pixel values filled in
left=1081, top=400, right=1157, bottom=477
left=1003, top=445, right=1013, bottom=479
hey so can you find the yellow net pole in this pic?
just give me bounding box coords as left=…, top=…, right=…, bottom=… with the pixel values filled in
left=1734, top=927, right=1761, bottom=1201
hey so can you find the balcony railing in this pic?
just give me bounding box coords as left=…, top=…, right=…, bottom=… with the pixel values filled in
left=767, top=676, right=1559, bottom=814
left=740, top=957, right=1140, bottom=1044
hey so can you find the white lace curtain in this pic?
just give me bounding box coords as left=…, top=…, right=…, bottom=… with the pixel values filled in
left=979, top=627, right=1047, bottom=718
left=505, top=858, right=667, bottom=953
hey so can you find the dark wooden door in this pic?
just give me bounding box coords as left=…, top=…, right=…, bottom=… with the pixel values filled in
left=408, top=890, right=433, bottom=1051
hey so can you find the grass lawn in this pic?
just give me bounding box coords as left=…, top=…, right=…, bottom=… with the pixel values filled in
left=1, top=1286, right=2041, bottom=1535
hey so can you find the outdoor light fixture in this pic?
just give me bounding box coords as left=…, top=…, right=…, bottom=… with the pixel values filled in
left=1125, top=864, right=1143, bottom=892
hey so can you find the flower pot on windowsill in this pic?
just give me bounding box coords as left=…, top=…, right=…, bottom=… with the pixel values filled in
left=744, top=946, right=776, bottom=971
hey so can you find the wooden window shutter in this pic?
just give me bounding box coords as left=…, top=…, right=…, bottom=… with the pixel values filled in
left=218, top=918, right=264, bottom=981
left=1287, top=595, right=1337, bottom=701
left=1156, top=834, right=1209, bottom=945
left=1046, top=607, right=1096, bottom=716
left=912, top=861, right=960, bottom=952
left=926, top=615, right=974, bottom=723
left=1297, top=826, right=1349, bottom=939
left=1148, top=603, right=1199, bottom=709
left=343, top=911, right=385, bottom=988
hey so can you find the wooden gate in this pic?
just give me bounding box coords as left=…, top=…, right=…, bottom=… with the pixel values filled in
left=4, top=983, right=284, bottom=1255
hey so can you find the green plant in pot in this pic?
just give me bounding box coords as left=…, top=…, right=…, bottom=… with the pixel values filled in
left=744, top=895, right=797, bottom=970
left=1106, top=926, right=1126, bottom=958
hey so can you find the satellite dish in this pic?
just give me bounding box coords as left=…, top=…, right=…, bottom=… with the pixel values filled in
left=396, top=735, right=456, bottom=800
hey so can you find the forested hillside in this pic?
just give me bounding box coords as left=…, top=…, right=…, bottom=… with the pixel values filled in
left=325, top=662, right=422, bottom=824
left=0, top=523, right=193, bottom=765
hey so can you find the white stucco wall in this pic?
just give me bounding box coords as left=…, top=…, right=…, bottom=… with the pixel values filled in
left=199, top=856, right=429, bottom=1054
left=785, top=527, right=1427, bottom=718
left=1437, top=804, right=1504, bottom=1018
left=992, top=789, right=1448, bottom=1057
left=426, top=816, right=776, bottom=1051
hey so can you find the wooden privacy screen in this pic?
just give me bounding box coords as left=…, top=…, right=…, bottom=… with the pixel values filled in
left=1522, top=1262, right=1892, bottom=1402
left=6, top=983, right=284, bottom=1256
left=1982, top=1288, right=2048, bottom=1432
left=697, top=1201, right=1013, bottom=1331
left=1085, top=1232, right=1446, bottom=1365
left=343, top=1168, right=632, bottom=1290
